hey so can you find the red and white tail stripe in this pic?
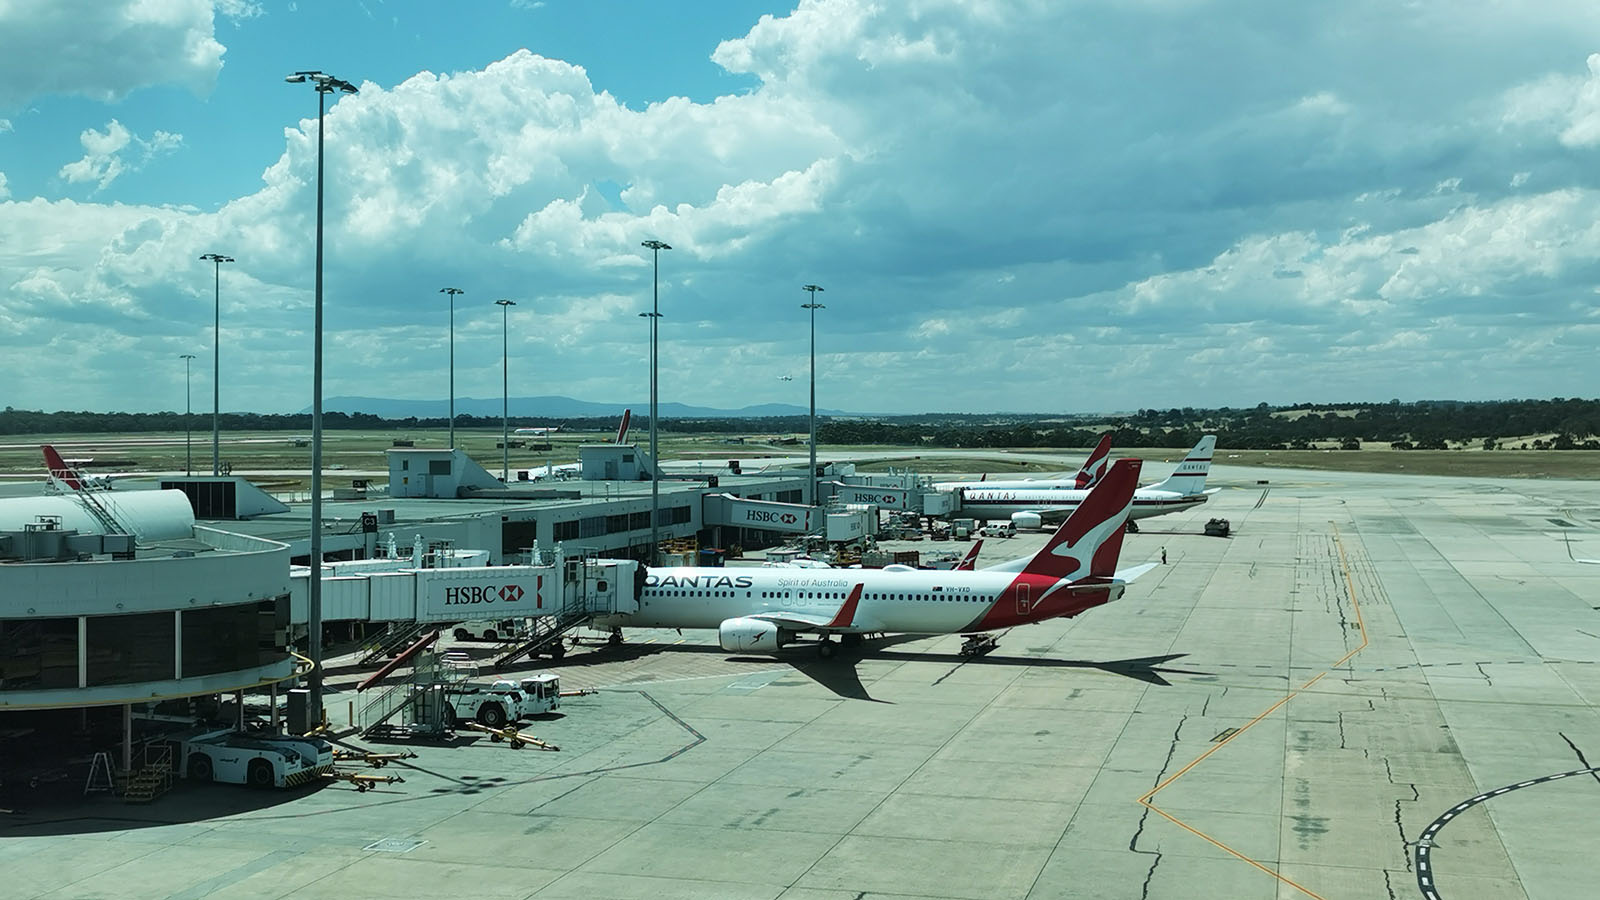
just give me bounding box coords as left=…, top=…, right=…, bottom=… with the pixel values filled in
left=1020, top=458, right=1140, bottom=581
left=41, top=445, right=84, bottom=491
left=1074, top=434, right=1113, bottom=489
left=615, top=409, right=632, bottom=444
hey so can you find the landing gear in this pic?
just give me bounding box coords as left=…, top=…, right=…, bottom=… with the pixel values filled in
left=816, top=638, right=838, bottom=659
left=607, top=628, right=624, bottom=647
left=1125, top=519, right=1140, bottom=533
left=958, top=633, right=999, bottom=658
left=840, top=633, right=863, bottom=649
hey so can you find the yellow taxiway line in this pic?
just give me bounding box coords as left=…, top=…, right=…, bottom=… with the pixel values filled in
left=1135, top=525, right=1369, bottom=900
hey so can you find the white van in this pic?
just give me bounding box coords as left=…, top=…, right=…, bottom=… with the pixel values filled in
left=978, top=521, right=1016, bottom=538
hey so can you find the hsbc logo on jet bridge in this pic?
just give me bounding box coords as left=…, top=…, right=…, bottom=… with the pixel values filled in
left=744, top=509, right=805, bottom=527
left=441, top=576, right=543, bottom=607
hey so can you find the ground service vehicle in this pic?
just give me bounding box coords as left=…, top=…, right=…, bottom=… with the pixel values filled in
left=178, top=729, right=334, bottom=789
left=445, top=674, right=561, bottom=728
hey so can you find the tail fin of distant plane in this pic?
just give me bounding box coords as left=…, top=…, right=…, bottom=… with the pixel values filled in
left=1146, top=435, right=1216, bottom=496
left=954, top=540, right=983, bottom=571
left=42, top=445, right=84, bottom=491
left=1074, top=434, right=1113, bottom=489
left=615, top=409, right=632, bottom=444
left=1019, top=458, right=1139, bottom=582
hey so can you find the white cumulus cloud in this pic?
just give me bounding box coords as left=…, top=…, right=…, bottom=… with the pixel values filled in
left=58, top=121, right=183, bottom=192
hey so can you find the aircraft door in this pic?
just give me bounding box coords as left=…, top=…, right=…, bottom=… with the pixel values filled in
left=1016, top=584, right=1031, bottom=617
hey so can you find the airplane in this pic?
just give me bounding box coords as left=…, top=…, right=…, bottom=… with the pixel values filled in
left=42, top=445, right=120, bottom=491
left=513, top=423, right=563, bottom=435
left=932, top=433, right=1113, bottom=492
left=948, top=436, right=1217, bottom=532
left=594, top=458, right=1147, bottom=659
left=527, top=410, right=630, bottom=481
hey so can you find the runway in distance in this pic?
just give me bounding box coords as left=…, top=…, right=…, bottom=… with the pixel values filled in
left=947, top=435, right=1217, bottom=530
left=594, top=458, right=1147, bottom=658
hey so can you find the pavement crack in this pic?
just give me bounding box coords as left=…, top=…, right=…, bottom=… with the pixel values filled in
left=1394, top=782, right=1419, bottom=872
left=1382, top=868, right=1399, bottom=900
left=1136, top=849, right=1162, bottom=900
left=1130, top=714, right=1187, bottom=859
left=1475, top=663, right=1493, bottom=685
left=1558, top=731, right=1600, bottom=785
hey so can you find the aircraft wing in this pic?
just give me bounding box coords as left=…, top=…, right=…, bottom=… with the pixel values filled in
left=748, top=584, right=877, bottom=633
left=1114, top=562, right=1159, bottom=582
left=1029, top=506, right=1079, bottom=524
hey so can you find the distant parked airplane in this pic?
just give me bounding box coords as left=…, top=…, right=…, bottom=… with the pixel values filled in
left=950, top=436, right=1218, bottom=532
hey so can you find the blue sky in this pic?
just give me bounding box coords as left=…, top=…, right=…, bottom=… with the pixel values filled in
left=2, top=0, right=1599, bottom=415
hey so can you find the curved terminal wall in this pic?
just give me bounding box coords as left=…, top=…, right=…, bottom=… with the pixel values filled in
left=0, top=528, right=294, bottom=710
left=0, top=490, right=196, bottom=541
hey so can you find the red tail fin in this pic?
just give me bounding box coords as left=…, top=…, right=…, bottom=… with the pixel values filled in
left=42, top=445, right=83, bottom=491
left=615, top=409, right=632, bottom=444
left=1020, top=458, right=1140, bottom=581
left=955, top=540, right=982, bottom=571
left=1075, top=434, right=1113, bottom=489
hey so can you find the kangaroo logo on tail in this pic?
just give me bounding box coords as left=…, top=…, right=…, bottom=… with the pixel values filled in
left=1074, top=434, right=1113, bottom=489
left=1020, top=458, right=1141, bottom=582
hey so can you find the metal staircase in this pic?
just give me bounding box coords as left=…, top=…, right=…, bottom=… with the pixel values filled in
left=359, top=650, right=475, bottom=739
left=491, top=609, right=590, bottom=670
left=72, top=488, right=126, bottom=536
left=357, top=621, right=434, bottom=667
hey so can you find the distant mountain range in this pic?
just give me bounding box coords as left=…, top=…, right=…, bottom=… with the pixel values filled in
left=315, top=395, right=850, bottom=419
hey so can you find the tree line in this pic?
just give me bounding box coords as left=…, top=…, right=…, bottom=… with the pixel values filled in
left=3, top=398, right=1596, bottom=450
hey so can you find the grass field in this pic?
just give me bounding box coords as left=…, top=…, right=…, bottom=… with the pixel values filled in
left=2, top=430, right=1595, bottom=483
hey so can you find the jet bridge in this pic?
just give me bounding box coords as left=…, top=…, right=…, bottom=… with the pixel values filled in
left=701, top=493, right=817, bottom=535
left=288, top=550, right=640, bottom=626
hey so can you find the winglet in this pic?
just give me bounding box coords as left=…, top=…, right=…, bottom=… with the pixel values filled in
left=1075, top=434, right=1113, bottom=489
left=824, top=583, right=865, bottom=628
left=955, top=540, right=983, bottom=571
left=1018, top=458, right=1140, bottom=581
left=42, top=445, right=82, bottom=491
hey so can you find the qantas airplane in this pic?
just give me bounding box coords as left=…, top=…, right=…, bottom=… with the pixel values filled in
left=594, top=458, right=1148, bottom=658
left=527, top=411, right=630, bottom=481
left=933, top=433, right=1114, bottom=493
left=762, top=540, right=983, bottom=572
left=949, top=436, right=1217, bottom=532
left=42, top=445, right=122, bottom=491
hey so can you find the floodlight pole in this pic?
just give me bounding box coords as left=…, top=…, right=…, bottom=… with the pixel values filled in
left=640, top=239, right=671, bottom=565
left=802, top=284, right=825, bottom=510
left=180, top=354, right=196, bottom=475
left=286, top=68, right=357, bottom=720
left=440, top=287, right=463, bottom=449
left=199, top=253, right=233, bottom=476
left=496, top=299, right=516, bottom=482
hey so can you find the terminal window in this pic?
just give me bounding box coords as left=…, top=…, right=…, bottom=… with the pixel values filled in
left=183, top=600, right=282, bottom=677
left=0, top=618, right=79, bottom=691
left=87, top=612, right=175, bottom=687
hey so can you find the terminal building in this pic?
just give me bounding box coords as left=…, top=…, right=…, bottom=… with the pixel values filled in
left=0, top=435, right=950, bottom=790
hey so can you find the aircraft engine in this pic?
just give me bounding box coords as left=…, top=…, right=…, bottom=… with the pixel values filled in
left=1011, top=511, right=1043, bottom=531
left=718, top=617, right=789, bottom=652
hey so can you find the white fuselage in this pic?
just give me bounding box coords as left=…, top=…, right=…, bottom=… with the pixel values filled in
left=954, top=486, right=1207, bottom=522
left=595, top=566, right=1121, bottom=635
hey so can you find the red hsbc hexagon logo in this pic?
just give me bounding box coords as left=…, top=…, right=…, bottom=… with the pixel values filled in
left=779, top=513, right=797, bottom=525
left=499, top=584, right=524, bottom=603
left=882, top=494, right=897, bottom=503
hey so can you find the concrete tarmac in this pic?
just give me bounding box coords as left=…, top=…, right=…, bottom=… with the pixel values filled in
left=4, top=464, right=1599, bottom=899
